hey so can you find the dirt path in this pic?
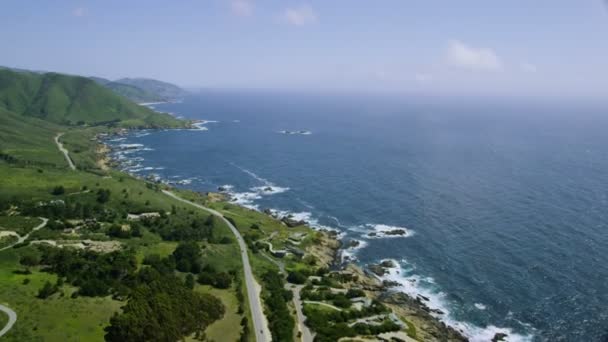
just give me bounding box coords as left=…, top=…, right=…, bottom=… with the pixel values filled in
left=0, top=217, right=48, bottom=252
left=55, top=133, right=76, bottom=170
left=0, top=304, right=17, bottom=338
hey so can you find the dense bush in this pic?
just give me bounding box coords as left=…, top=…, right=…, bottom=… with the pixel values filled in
left=37, top=246, right=137, bottom=297
left=104, top=269, right=225, bottom=342
left=262, top=270, right=295, bottom=342
left=287, top=270, right=308, bottom=284
left=173, top=241, right=202, bottom=273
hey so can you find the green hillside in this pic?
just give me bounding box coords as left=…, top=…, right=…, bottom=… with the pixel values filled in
left=115, top=78, right=186, bottom=100
left=0, top=69, right=185, bottom=128
left=105, top=81, right=165, bottom=103
left=0, top=108, right=64, bottom=167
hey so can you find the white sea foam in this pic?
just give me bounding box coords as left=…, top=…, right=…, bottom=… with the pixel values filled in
left=109, top=137, right=126, bottom=142
left=341, top=239, right=368, bottom=262
left=118, top=143, right=144, bottom=149
left=250, top=185, right=290, bottom=195
left=475, top=303, right=487, bottom=310
left=350, top=223, right=415, bottom=239
left=278, top=130, right=312, bottom=135
left=378, top=259, right=533, bottom=342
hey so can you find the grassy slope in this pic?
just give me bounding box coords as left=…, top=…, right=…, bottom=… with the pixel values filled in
left=0, top=69, right=185, bottom=128
left=105, top=82, right=165, bottom=103
left=0, top=248, right=123, bottom=342
left=0, top=216, right=42, bottom=236
left=0, top=108, right=65, bottom=167
left=115, top=78, right=185, bottom=100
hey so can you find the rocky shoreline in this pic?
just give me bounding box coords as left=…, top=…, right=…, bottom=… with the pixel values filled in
left=310, top=232, right=469, bottom=341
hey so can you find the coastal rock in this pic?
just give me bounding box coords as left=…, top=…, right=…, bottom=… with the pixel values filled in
left=281, top=216, right=306, bottom=227
left=378, top=292, right=468, bottom=342
left=380, top=259, right=396, bottom=268
left=367, top=263, right=387, bottom=277
left=492, top=333, right=508, bottom=342
left=384, top=229, right=407, bottom=236
left=262, top=208, right=277, bottom=218
left=217, top=186, right=229, bottom=192
left=346, top=239, right=360, bottom=248
left=382, top=280, right=401, bottom=288
left=417, top=294, right=430, bottom=302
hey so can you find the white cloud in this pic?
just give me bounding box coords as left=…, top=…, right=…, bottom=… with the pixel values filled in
left=521, top=62, right=537, bottom=73
left=414, top=73, right=433, bottom=83
left=72, top=7, right=87, bottom=17
left=446, top=40, right=502, bottom=71
left=231, top=0, right=253, bottom=17
left=282, top=5, right=317, bottom=26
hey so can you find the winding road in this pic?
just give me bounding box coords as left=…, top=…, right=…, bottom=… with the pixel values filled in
left=0, top=305, right=17, bottom=338
left=162, top=190, right=271, bottom=341
left=54, top=133, right=76, bottom=170
left=0, top=217, right=48, bottom=252
left=0, top=217, right=48, bottom=337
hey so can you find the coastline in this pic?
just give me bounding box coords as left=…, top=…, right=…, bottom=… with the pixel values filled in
left=97, top=108, right=529, bottom=342
left=99, top=131, right=470, bottom=341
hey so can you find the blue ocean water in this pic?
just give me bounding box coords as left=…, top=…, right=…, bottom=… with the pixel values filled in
left=110, top=91, right=608, bottom=341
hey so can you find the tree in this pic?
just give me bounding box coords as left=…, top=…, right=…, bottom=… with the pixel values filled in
left=173, top=241, right=202, bottom=273
left=37, top=281, right=58, bottom=299
left=287, top=270, right=307, bottom=284
left=104, top=272, right=224, bottom=342
left=51, top=186, right=65, bottom=195
left=185, top=274, right=195, bottom=289
left=96, top=189, right=111, bottom=203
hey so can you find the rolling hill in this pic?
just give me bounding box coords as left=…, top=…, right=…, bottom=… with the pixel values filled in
left=0, top=69, right=184, bottom=128
left=114, top=78, right=187, bottom=101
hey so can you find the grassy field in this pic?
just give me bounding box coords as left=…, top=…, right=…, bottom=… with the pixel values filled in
left=0, top=236, right=19, bottom=249
left=0, top=248, right=123, bottom=341
left=191, top=284, right=243, bottom=342
left=0, top=310, right=7, bottom=331
left=0, top=216, right=43, bottom=236
left=0, top=164, right=187, bottom=213
left=60, top=128, right=106, bottom=171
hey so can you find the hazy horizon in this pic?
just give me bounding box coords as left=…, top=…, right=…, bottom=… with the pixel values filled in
left=2, top=0, right=608, bottom=98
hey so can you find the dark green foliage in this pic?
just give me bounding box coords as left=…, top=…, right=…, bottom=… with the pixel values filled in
left=19, top=250, right=41, bottom=267
left=287, top=270, right=308, bottom=284
left=104, top=269, right=224, bottom=342
left=197, top=266, right=233, bottom=289
left=346, top=288, right=365, bottom=298
left=262, top=270, right=295, bottom=342
left=37, top=246, right=137, bottom=297
left=185, top=274, right=195, bottom=289
left=173, top=241, right=202, bottom=273
left=140, top=215, right=216, bottom=241
left=37, top=280, right=59, bottom=299
left=107, top=224, right=130, bottom=239
left=51, top=185, right=65, bottom=195
left=302, top=299, right=392, bottom=341
left=96, top=188, right=111, bottom=203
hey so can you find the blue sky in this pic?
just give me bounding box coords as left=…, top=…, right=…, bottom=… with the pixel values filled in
left=1, top=0, right=607, bottom=97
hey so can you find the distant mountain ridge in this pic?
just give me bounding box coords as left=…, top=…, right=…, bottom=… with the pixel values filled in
left=0, top=68, right=184, bottom=128
left=89, top=76, right=186, bottom=103
left=1, top=65, right=187, bottom=104
left=115, top=78, right=187, bottom=101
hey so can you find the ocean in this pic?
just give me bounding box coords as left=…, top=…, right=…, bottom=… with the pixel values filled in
left=108, top=91, right=608, bottom=341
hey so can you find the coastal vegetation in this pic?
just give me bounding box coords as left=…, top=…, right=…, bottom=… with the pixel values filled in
left=0, top=67, right=470, bottom=342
